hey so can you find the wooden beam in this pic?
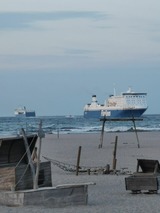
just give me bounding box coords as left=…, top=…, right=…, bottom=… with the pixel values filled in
left=21, top=128, right=36, bottom=187
left=100, top=118, right=143, bottom=122
left=34, top=120, right=45, bottom=189
left=132, top=119, right=140, bottom=148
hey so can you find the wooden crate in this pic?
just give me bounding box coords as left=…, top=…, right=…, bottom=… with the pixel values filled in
left=125, top=159, right=160, bottom=193
left=0, top=161, right=52, bottom=191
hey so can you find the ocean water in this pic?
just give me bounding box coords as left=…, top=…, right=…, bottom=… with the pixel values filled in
left=0, top=114, right=160, bottom=136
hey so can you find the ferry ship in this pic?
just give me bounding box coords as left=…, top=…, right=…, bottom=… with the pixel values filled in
left=84, top=88, right=148, bottom=119
left=14, top=107, right=36, bottom=117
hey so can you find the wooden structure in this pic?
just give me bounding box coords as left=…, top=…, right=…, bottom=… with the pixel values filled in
left=99, top=117, right=143, bottom=148
left=0, top=131, right=94, bottom=207
left=0, top=182, right=95, bottom=207
left=0, top=134, right=52, bottom=191
left=125, top=159, right=160, bottom=193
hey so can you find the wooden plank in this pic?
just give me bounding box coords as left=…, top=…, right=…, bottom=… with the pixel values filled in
left=15, top=162, right=52, bottom=191
left=0, top=167, right=15, bottom=190
left=56, top=182, right=96, bottom=188
left=100, top=118, right=143, bottom=122
left=0, top=185, right=89, bottom=207
left=22, top=185, right=88, bottom=207
left=125, top=176, right=158, bottom=191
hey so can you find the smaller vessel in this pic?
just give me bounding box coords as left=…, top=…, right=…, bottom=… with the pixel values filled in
left=14, top=107, right=36, bottom=117
left=84, top=87, right=148, bottom=119
left=65, top=115, right=74, bottom=119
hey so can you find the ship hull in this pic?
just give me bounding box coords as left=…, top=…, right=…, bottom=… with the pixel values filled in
left=84, top=108, right=147, bottom=119
left=25, top=111, right=36, bottom=117
left=15, top=112, right=36, bottom=117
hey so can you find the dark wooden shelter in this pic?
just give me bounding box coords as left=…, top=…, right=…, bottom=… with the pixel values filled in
left=125, top=159, right=160, bottom=193
left=0, top=130, right=94, bottom=208
left=0, top=134, right=52, bottom=191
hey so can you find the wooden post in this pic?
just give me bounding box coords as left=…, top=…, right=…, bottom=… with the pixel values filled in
left=57, top=121, right=59, bottom=139
left=103, top=164, right=110, bottom=174
left=106, top=164, right=110, bottom=174
left=76, top=146, right=82, bottom=176
left=112, top=135, right=118, bottom=170
left=87, top=169, right=91, bottom=175
left=99, top=117, right=106, bottom=148
left=57, top=128, right=59, bottom=139
left=34, top=120, right=45, bottom=189
left=21, top=128, right=36, bottom=187
left=136, top=160, right=139, bottom=172
left=132, top=118, right=140, bottom=148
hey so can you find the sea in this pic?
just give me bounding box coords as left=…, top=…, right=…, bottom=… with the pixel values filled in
left=0, top=114, right=160, bottom=136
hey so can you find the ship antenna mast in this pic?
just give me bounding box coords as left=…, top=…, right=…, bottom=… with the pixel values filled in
left=113, top=86, right=116, bottom=96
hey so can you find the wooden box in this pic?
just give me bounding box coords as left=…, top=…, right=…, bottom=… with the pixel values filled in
left=0, top=161, right=52, bottom=191
left=125, top=159, right=160, bottom=193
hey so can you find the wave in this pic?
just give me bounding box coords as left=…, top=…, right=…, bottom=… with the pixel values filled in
left=52, top=126, right=160, bottom=134
left=0, top=115, right=160, bottom=135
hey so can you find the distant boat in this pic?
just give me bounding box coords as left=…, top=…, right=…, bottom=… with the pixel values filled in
left=14, top=107, right=36, bottom=117
left=84, top=88, right=148, bottom=119
left=65, top=115, right=74, bottom=119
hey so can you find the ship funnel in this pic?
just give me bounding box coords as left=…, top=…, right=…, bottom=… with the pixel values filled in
left=127, top=87, right=132, bottom=93
left=92, top=95, right=97, bottom=103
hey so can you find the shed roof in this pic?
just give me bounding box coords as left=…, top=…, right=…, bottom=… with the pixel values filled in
left=0, top=134, right=38, bottom=166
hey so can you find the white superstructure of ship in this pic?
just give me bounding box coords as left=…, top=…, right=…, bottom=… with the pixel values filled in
left=84, top=87, right=148, bottom=119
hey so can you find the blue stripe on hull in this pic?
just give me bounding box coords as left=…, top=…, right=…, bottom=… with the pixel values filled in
left=84, top=109, right=147, bottom=119
left=25, top=112, right=36, bottom=117
left=84, top=110, right=101, bottom=119
left=15, top=112, right=36, bottom=117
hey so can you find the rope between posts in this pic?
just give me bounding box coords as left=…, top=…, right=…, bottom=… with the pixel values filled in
left=43, top=156, right=133, bottom=175
left=43, top=156, right=106, bottom=172
left=14, top=134, right=38, bottom=188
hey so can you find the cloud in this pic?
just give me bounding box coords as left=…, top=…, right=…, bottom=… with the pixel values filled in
left=0, top=54, right=97, bottom=71
left=0, top=11, right=107, bottom=30
left=64, top=48, right=95, bottom=55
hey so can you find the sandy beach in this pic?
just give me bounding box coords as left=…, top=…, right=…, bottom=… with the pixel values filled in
left=1, top=131, right=160, bottom=212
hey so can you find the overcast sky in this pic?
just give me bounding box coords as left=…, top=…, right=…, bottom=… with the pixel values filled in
left=0, top=0, right=160, bottom=116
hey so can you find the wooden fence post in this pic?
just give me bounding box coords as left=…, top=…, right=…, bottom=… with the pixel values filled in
left=99, top=117, right=106, bottom=148
left=112, top=136, right=118, bottom=170
left=34, top=120, right=45, bottom=189
left=76, top=146, right=82, bottom=176
left=132, top=119, right=140, bottom=148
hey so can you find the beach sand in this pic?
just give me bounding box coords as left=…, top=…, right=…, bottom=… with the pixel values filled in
left=1, top=131, right=160, bottom=212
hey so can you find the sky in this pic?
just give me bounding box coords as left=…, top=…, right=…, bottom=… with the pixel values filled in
left=0, top=0, right=160, bottom=116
